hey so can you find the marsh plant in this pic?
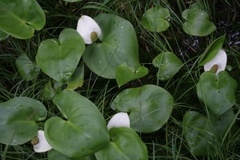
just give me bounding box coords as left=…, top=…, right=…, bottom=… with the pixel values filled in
left=0, top=0, right=240, bottom=159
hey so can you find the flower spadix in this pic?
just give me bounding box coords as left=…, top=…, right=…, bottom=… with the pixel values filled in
left=107, top=112, right=130, bottom=130
left=32, top=130, right=52, bottom=153
left=76, top=15, right=101, bottom=44
left=204, top=49, right=227, bottom=75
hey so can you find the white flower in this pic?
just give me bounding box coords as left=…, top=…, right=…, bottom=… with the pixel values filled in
left=204, top=49, right=227, bottom=75
left=107, top=112, right=130, bottom=130
left=76, top=15, right=101, bottom=44
left=32, top=130, right=52, bottom=153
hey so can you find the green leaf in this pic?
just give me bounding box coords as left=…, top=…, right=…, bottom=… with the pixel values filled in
left=116, top=63, right=148, bottom=87
left=15, top=54, right=40, bottom=81
left=66, top=63, right=84, bottom=90
left=41, top=81, right=58, bottom=101
left=83, top=14, right=141, bottom=79
left=182, top=8, right=216, bottom=36
left=0, top=0, right=45, bottom=39
left=112, top=84, right=174, bottom=133
left=95, top=127, right=148, bottom=160
left=36, top=29, right=85, bottom=82
left=48, top=150, right=95, bottom=160
left=196, top=71, right=237, bottom=116
left=45, top=90, right=110, bottom=158
left=0, top=97, right=47, bottom=145
left=141, top=6, right=170, bottom=32
left=183, top=109, right=235, bottom=156
left=198, top=35, right=225, bottom=66
left=152, top=52, right=183, bottom=81
left=0, top=30, right=8, bottom=40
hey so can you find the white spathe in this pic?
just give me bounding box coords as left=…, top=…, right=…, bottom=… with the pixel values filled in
left=76, top=15, right=101, bottom=44
left=107, top=112, right=130, bottom=130
left=33, top=130, right=52, bottom=153
left=204, top=49, right=227, bottom=75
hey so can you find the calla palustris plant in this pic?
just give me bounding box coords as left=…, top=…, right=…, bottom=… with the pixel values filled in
left=44, top=90, right=110, bottom=158
left=182, top=7, right=216, bottom=36
left=183, top=109, right=235, bottom=156
left=196, top=70, right=237, bottom=116
left=112, top=84, right=174, bottom=133
left=95, top=127, right=148, bottom=160
left=203, top=49, right=227, bottom=75
left=141, top=6, right=170, bottom=32
left=0, top=97, right=47, bottom=145
left=107, top=112, right=130, bottom=130
left=36, top=28, right=85, bottom=83
left=32, top=130, right=52, bottom=153
left=76, top=15, right=102, bottom=44
left=82, top=13, right=148, bottom=86
left=0, top=0, right=45, bottom=39
left=198, top=35, right=226, bottom=66
left=152, top=52, right=183, bottom=81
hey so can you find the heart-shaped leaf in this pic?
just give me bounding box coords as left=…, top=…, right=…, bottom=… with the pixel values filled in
left=95, top=127, right=148, bottom=160
left=83, top=14, right=141, bottom=79
left=197, top=71, right=237, bottom=115
left=111, top=84, right=174, bottom=133
left=45, top=90, right=109, bottom=158
left=198, top=35, right=225, bottom=66
left=0, top=0, right=45, bottom=39
left=182, top=8, right=216, bottom=36
left=0, top=97, right=47, bottom=145
left=15, top=54, right=40, bottom=81
left=116, top=63, right=148, bottom=87
left=152, top=52, right=183, bottom=81
left=36, top=28, right=85, bottom=83
left=183, top=109, right=235, bottom=156
left=141, top=6, right=170, bottom=32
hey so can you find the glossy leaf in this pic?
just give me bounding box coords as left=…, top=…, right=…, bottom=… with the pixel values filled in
left=182, top=8, right=216, bottom=36
left=116, top=63, right=148, bottom=87
left=198, top=35, right=225, bottom=66
left=112, top=84, right=174, bottom=133
left=197, top=71, right=237, bottom=116
left=66, top=63, right=84, bottom=90
left=15, top=54, right=40, bottom=81
left=141, top=6, right=170, bottom=32
left=36, top=29, right=85, bottom=82
left=95, top=127, right=148, bottom=160
left=183, top=109, right=235, bottom=156
left=45, top=90, right=109, bottom=158
left=0, top=30, right=8, bottom=40
left=0, top=0, right=45, bottom=39
left=0, top=97, right=47, bottom=145
left=83, top=14, right=142, bottom=80
left=152, top=52, right=183, bottom=81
